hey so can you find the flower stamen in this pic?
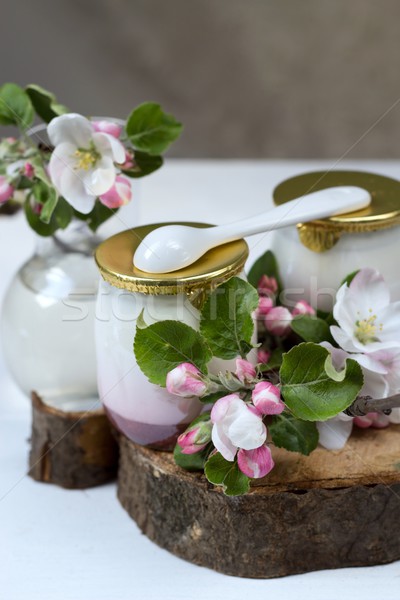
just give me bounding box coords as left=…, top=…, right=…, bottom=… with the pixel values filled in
left=354, top=314, right=380, bottom=344
left=73, top=142, right=101, bottom=171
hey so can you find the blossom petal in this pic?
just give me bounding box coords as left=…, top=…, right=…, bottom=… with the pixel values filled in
left=48, top=142, right=78, bottom=190
left=228, top=405, right=266, bottom=450
left=389, top=408, right=400, bottom=424
left=349, top=268, right=390, bottom=312
left=211, top=425, right=237, bottom=461
left=93, top=132, right=126, bottom=164
left=317, top=415, right=353, bottom=450
left=82, top=160, right=115, bottom=196
left=48, top=113, right=93, bottom=147
left=375, top=303, right=400, bottom=345
left=330, top=325, right=361, bottom=353
left=210, top=394, right=240, bottom=424
left=58, top=166, right=96, bottom=213
left=237, top=445, right=274, bottom=478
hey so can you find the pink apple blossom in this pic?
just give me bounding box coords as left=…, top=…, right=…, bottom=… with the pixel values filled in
left=235, top=358, right=256, bottom=385
left=258, top=275, right=278, bottom=297
left=257, top=349, right=271, bottom=364
left=257, top=296, right=274, bottom=316
left=121, top=149, right=135, bottom=170
left=264, top=306, right=292, bottom=336
left=92, top=120, right=122, bottom=139
left=177, top=419, right=212, bottom=454
left=237, top=444, right=274, bottom=478
left=166, top=363, right=208, bottom=398
left=211, top=394, right=266, bottom=461
left=24, top=162, right=34, bottom=179
left=99, top=175, right=132, bottom=209
left=292, top=300, right=315, bottom=316
left=0, top=176, right=13, bottom=204
left=252, top=381, right=285, bottom=415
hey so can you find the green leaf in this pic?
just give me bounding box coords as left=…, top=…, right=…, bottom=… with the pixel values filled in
left=279, top=342, right=363, bottom=421
left=39, top=188, right=58, bottom=224
left=173, top=443, right=210, bottom=471
left=200, top=277, right=259, bottom=359
left=29, top=155, right=51, bottom=185
left=247, top=250, right=282, bottom=292
left=134, top=320, right=212, bottom=386
left=269, top=413, right=319, bottom=455
left=0, top=83, right=34, bottom=128
left=126, top=102, right=182, bottom=155
left=291, top=315, right=333, bottom=343
left=25, top=84, right=68, bottom=123
left=340, top=269, right=360, bottom=287
left=25, top=195, right=73, bottom=236
left=324, top=354, right=347, bottom=382
left=204, top=452, right=250, bottom=496
left=76, top=200, right=115, bottom=232
left=121, top=150, right=163, bottom=178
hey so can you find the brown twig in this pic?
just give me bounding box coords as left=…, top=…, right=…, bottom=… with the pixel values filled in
left=345, top=394, right=400, bottom=417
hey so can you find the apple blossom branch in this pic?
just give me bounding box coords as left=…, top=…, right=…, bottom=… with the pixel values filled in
left=346, top=393, right=400, bottom=417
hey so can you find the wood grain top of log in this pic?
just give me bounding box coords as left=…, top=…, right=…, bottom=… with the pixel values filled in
left=117, top=426, right=400, bottom=578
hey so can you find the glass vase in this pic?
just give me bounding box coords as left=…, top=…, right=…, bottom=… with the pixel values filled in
left=1, top=220, right=102, bottom=411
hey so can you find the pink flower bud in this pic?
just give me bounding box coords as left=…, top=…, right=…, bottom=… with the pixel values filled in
left=257, top=349, right=271, bottom=364
left=292, top=300, right=315, bottom=317
left=178, top=419, right=212, bottom=454
left=99, top=175, right=132, bottom=209
left=0, top=176, right=14, bottom=204
left=264, top=306, right=292, bottom=336
left=24, top=162, right=35, bottom=179
left=257, top=296, right=274, bottom=316
left=121, top=150, right=135, bottom=170
left=354, top=412, right=390, bottom=429
left=166, top=363, right=208, bottom=398
left=235, top=358, right=256, bottom=384
left=258, top=275, right=278, bottom=297
left=92, top=120, right=122, bottom=138
left=237, top=444, right=274, bottom=478
left=252, top=381, right=284, bottom=415
left=32, top=202, right=43, bottom=215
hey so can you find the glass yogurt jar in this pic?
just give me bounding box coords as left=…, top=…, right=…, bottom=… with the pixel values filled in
left=95, top=222, right=251, bottom=450
left=270, top=171, right=400, bottom=312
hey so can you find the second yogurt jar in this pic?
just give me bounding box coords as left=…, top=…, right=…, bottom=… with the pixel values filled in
left=270, top=170, right=400, bottom=311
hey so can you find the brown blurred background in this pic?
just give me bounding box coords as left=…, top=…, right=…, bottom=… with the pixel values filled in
left=1, top=0, right=400, bottom=158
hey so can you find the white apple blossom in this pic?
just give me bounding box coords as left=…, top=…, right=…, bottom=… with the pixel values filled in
left=331, top=268, right=400, bottom=354
left=48, top=113, right=125, bottom=213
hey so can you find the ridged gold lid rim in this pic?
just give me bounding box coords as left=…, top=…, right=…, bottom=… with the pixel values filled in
left=95, top=223, right=249, bottom=295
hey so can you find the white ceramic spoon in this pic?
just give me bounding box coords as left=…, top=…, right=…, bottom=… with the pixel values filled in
left=133, top=186, right=371, bottom=273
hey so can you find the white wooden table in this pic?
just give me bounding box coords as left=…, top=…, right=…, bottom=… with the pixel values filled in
left=1, top=160, right=400, bottom=600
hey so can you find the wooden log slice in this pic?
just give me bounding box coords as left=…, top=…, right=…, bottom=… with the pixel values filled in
left=29, top=392, right=119, bottom=488
left=118, top=425, right=400, bottom=578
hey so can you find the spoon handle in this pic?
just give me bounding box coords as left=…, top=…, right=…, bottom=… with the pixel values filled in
left=208, top=186, right=370, bottom=243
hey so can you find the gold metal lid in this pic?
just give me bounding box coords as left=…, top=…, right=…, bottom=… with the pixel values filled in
left=273, top=171, right=400, bottom=252
left=95, top=222, right=249, bottom=295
